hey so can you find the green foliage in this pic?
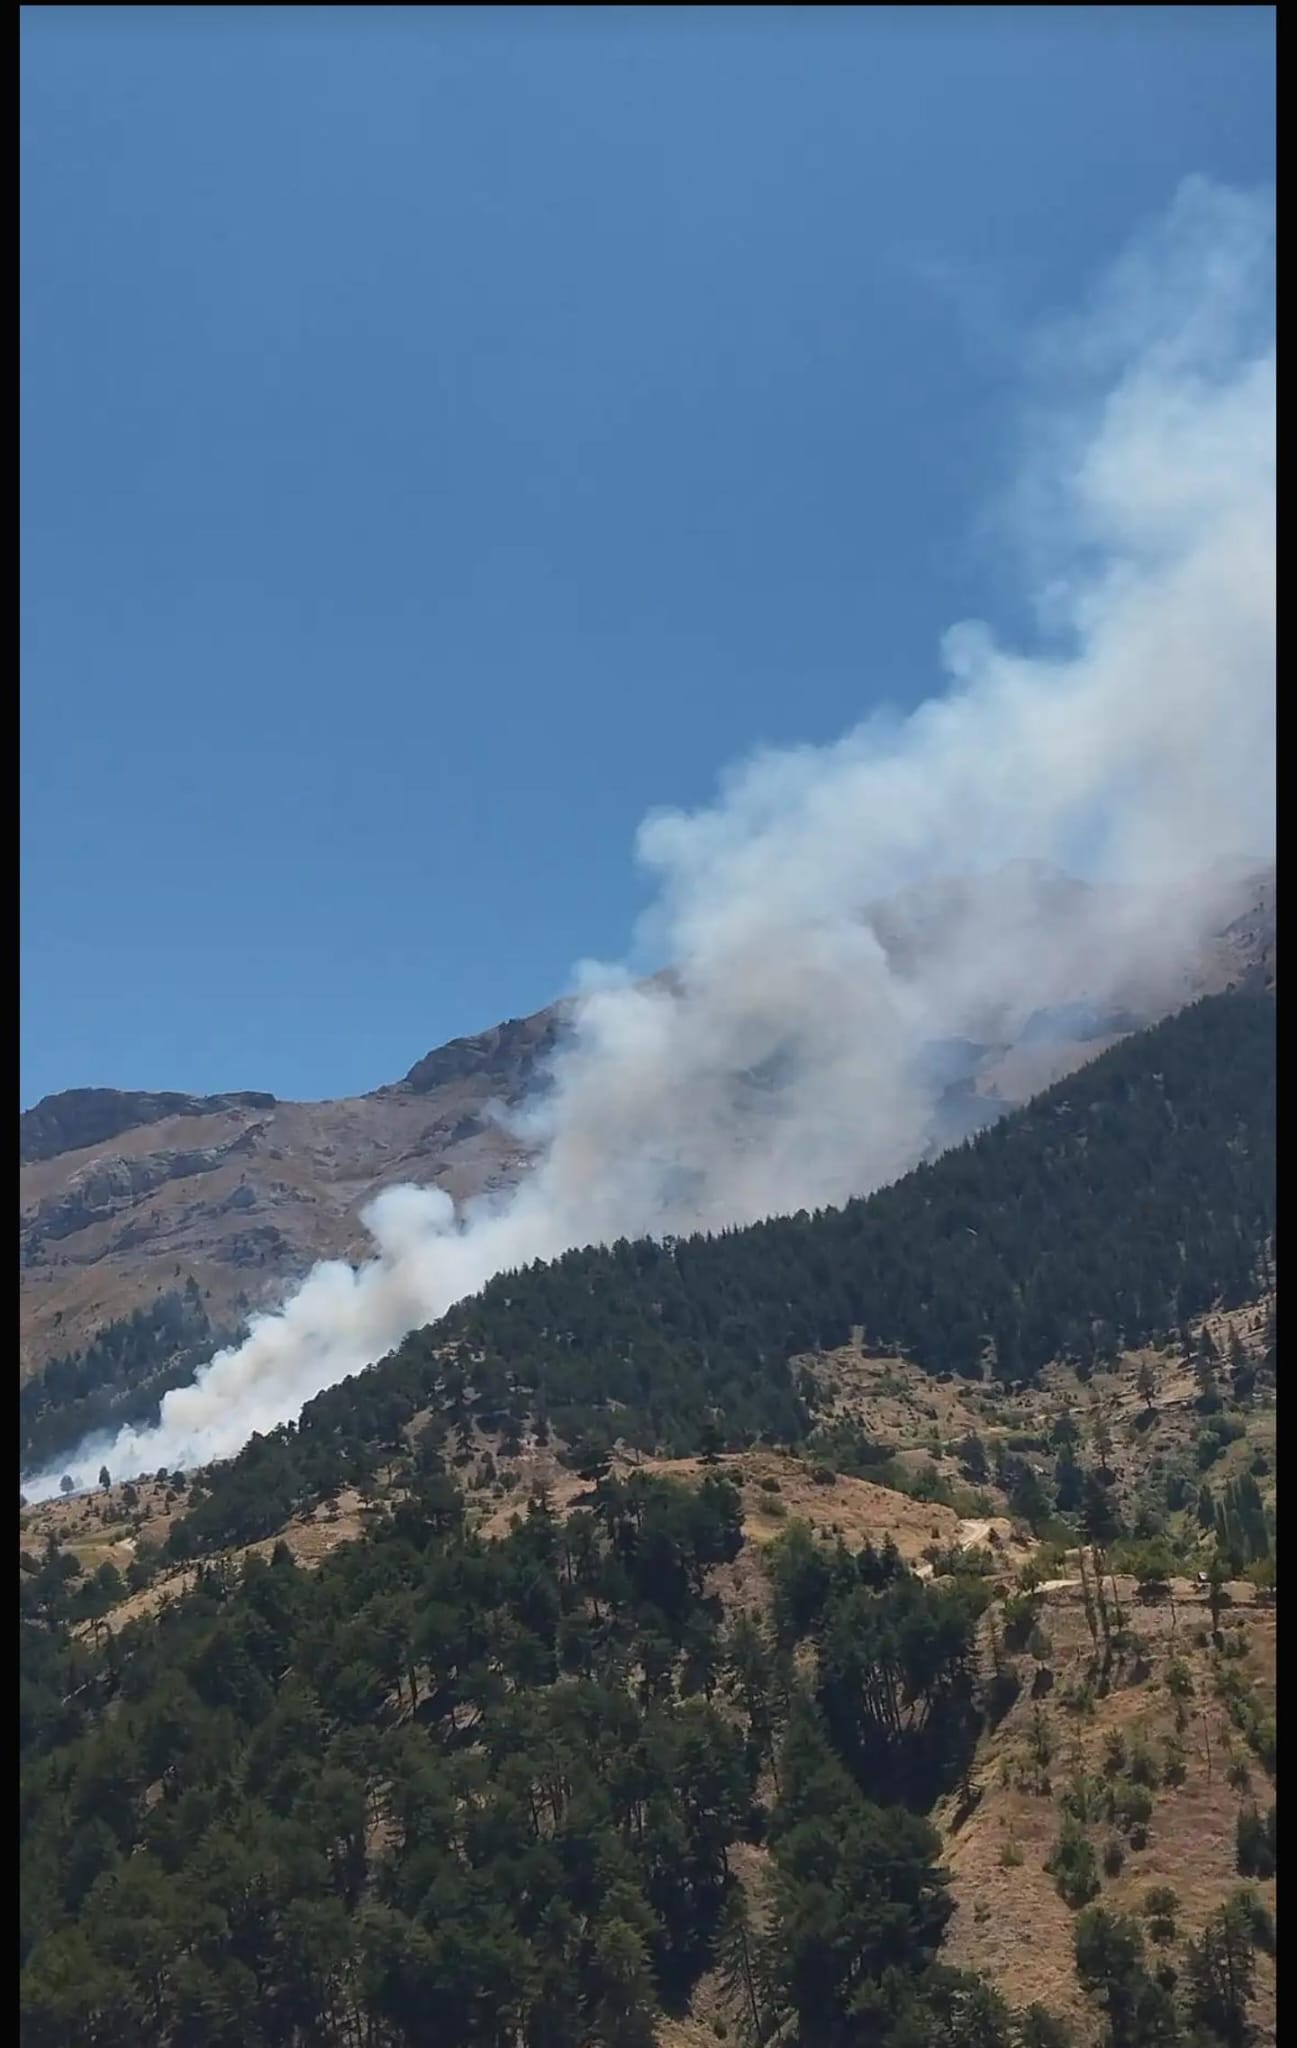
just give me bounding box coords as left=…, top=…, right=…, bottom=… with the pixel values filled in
left=1048, top=1816, right=1100, bottom=1908
left=1119, top=1542, right=1176, bottom=1596
left=1002, top=1591, right=1040, bottom=1652
left=1141, top=1888, right=1179, bottom=1946
left=20, top=1465, right=758, bottom=2044
left=20, top=1285, right=229, bottom=1474
left=1195, top=1415, right=1245, bottom=1470
left=1072, top=1905, right=1179, bottom=2047
left=1213, top=1474, right=1271, bottom=1574
left=167, top=992, right=1276, bottom=1555
left=1183, top=1891, right=1265, bottom=2047
left=765, top=1699, right=953, bottom=2044
left=1016, top=2010, right=1077, bottom=2048
left=1234, top=1804, right=1275, bottom=1881
left=17, top=991, right=1278, bottom=2045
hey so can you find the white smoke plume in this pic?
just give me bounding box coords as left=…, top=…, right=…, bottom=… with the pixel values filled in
left=26, top=178, right=1274, bottom=1499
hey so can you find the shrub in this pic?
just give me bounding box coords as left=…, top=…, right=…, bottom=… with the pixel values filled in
left=1143, top=1887, right=1179, bottom=1945
left=1236, top=1805, right=1275, bottom=1880
left=1062, top=1774, right=1102, bottom=1825
left=1126, top=1737, right=1158, bottom=1788
left=1160, top=1737, right=1186, bottom=1788
left=1048, top=1816, right=1100, bottom=1907
left=1111, top=1782, right=1154, bottom=1833
left=1003, top=1591, right=1040, bottom=1652
left=1235, top=1886, right=1276, bottom=1956
left=1164, top=1658, right=1194, bottom=1700
left=1102, top=1731, right=1128, bottom=1778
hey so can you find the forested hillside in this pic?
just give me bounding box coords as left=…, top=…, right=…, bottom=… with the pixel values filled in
left=22, top=1453, right=1029, bottom=2048
left=20, top=1285, right=230, bottom=1476
left=19, top=864, right=1275, bottom=1389
left=169, top=990, right=1274, bottom=1555
left=19, top=987, right=1276, bottom=2046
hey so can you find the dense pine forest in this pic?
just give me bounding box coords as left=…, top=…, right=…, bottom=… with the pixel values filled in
left=22, top=1459, right=1018, bottom=2047
left=170, top=991, right=1274, bottom=1555
left=18, top=989, right=1276, bottom=2045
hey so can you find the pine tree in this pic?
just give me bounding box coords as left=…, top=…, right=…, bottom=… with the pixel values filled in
left=714, top=1882, right=775, bottom=2045
left=1183, top=1894, right=1258, bottom=2047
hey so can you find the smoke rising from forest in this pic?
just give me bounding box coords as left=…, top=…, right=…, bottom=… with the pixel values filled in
left=25, top=179, right=1274, bottom=1499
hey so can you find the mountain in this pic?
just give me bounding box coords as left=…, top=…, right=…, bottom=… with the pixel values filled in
left=19, top=1006, right=567, bottom=1382
left=19, top=864, right=1274, bottom=1393
left=156, top=980, right=1275, bottom=1550
left=19, top=983, right=1277, bottom=2048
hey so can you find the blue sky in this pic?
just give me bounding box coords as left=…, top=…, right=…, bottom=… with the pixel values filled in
left=20, top=6, right=1275, bottom=1107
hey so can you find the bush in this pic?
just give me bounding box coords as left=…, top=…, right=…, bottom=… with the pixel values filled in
left=1143, top=1886, right=1179, bottom=1944
left=1196, top=1416, right=1245, bottom=1468
left=1048, top=1816, right=1100, bottom=1907
left=1062, top=1774, right=1102, bottom=1824
left=1111, top=1782, right=1154, bottom=1833
left=1102, top=1835, right=1126, bottom=1877
left=1236, top=1805, right=1276, bottom=1880
left=1003, top=1592, right=1040, bottom=1652
left=1122, top=1540, right=1177, bottom=1595
left=1234, top=1885, right=1276, bottom=1956
left=1164, top=1657, right=1194, bottom=1700
left=1250, top=1717, right=1277, bottom=1777
left=1126, top=1737, right=1158, bottom=1788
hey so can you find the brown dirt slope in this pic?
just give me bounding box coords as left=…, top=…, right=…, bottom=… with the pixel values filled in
left=938, top=1576, right=1276, bottom=2044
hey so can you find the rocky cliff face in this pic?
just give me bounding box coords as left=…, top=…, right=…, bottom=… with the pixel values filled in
left=20, top=866, right=1274, bottom=1380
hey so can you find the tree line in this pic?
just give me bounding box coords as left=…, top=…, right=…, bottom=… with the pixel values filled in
left=169, top=991, right=1274, bottom=1555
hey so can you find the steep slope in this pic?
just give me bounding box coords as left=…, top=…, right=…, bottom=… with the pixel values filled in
left=19, top=1006, right=565, bottom=1379
left=20, top=987, right=1276, bottom=2048
left=137, top=982, right=1274, bottom=1555
left=19, top=864, right=1273, bottom=1396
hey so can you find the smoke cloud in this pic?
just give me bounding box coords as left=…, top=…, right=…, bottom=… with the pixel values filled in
left=26, top=178, right=1274, bottom=1499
